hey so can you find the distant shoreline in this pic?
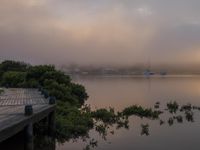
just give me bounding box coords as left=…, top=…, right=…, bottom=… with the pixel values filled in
left=70, top=74, right=200, bottom=78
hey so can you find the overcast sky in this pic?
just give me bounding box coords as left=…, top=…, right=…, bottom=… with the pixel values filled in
left=0, top=0, right=200, bottom=66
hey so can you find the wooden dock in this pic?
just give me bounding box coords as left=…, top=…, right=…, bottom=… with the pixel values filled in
left=0, top=88, right=56, bottom=150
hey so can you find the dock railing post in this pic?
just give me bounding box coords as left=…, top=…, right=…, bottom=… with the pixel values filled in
left=24, top=123, right=33, bottom=150
left=48, top=96, right=56, bottom=137
left=24, top=105, right=34, bottom=150
left=24, top=105, right=33, bottom=116
left=48, top=111, right=55, bottom=137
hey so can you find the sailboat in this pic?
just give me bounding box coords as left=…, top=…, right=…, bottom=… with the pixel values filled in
left=144, top=69, right=155, bottom=77
left=143, top=58, right=155, bottom=77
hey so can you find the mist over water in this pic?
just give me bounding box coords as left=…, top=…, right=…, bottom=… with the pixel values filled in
left=0, top=0, right=200, bottom=68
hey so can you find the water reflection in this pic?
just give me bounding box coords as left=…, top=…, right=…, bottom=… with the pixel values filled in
left=2, top=100, right=199, bottom=150
left=34, top=132, right=56, bottom=150
left=63, top=76, right=200, bottom=150
left=74, top=76, right=200, bottom=109
left=0, top=131, right=56, bottom=150
left=55, top=101, right=200, bottom=150
left=141, top=124, right=149, bottom=136
left=2, top=77, right=200, bottom=150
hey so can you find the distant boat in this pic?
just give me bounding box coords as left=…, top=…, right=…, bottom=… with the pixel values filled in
left=160, top=71, right=167, bottom=76
left=143, top=57, right=155, bottom=77
left=144, top=69, right=155, bottom=77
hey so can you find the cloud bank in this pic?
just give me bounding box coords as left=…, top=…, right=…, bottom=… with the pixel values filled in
left=0, top=0, right=200, bottom=66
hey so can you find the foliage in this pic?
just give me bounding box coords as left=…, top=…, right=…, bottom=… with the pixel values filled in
left=55, top=103, right=93, bottom=142
left=0, top=60, right=87, bottom=106
left=175, top=115, right=183, bottom=123
left=70, top=83, right=88, bottom=105
left=0, top=60, right=28, bottom=72
left=185, top=111, right=194, bottom=122
left=91, top=108, right=117, bottom=124
left=26, top=65, right=55, bottom=83
left=1, top=71, right=26, bottom=87
left=0, top=60, right=90, bottom=142
left=141, top=124, right=149, bottom=136
left=168, top=118, right=174, bottom=126
left=41, top=71, right=71, bottom=85
left=180, top=103, right=192, bottom=112
left=167, top=101, right=179, bottom=113
left=0, top=88, right=4, bottom=95
left=122, top=105, right=162, bottom=119
left=25, top=79, right=39, bottom=88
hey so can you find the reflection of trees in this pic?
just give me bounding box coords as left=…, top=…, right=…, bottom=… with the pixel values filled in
left=165, top=103, right=196, bottom=126
left=141, top=124, right=149, bottom=136
left=34, top=136, right=55, bottom=150
left=35, top=101, right=200, bottom=150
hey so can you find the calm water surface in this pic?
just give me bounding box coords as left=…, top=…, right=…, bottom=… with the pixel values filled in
left=57, top=76, right=200, bottom=150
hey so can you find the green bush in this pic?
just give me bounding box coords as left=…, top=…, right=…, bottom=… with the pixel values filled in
left=91, top=108, right=117, bottom=123
left=0, top=88, right=4, bottom=94
left=55, top=104, right=94, bottom=142
left=71, top=83, right=89, bottom=105
left=122, top=105, right=162, bottom=119
left=167, top=101, right=179, bottom=113
left=0, top=60, right=90, bottom=141
left=26, top=79, right=39, bottom=88
left=1, top=71, right=26, bottom=87
left=0, top=60, right=28, bottom=72
left=26, top=65, right=55, bottom=84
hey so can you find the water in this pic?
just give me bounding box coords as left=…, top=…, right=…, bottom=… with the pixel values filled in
left=1, top=76, right=200, bottom=150
left=57, top=76, right=200, bottom=150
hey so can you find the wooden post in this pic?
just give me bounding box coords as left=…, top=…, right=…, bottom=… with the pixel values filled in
left=24, top=105, right=33, bottom=116
left=48, top=111, right=55, bottom=137
left=49, top=96, right=56, bottom=105
left=48, top=96, right=56, bottom=137
left=24, top=123, right=33, bottom=150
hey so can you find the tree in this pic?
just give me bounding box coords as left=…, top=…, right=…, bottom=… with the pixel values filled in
left=1, top=71, right=26, bottom=87
left=71, top=83, right=89, bottom=105
left=41, top=71, right=71, bottom=85
left=0, top=60, right=29, bottom=72
left=26, top=65, right=55, bottom=84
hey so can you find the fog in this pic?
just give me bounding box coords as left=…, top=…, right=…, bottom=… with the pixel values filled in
left=0, top=0, right=200, bottom=67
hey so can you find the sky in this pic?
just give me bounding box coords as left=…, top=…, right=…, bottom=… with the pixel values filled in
left=0, top=0, right=200, bottom=67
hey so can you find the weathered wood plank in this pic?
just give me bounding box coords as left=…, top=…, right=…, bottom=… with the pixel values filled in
left=0, top=88, right=48, bottom=106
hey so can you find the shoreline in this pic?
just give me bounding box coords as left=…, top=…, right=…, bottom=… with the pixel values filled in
left=71, top=74, right=200, bottom=79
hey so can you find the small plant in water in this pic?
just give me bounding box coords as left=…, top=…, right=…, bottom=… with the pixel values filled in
left=185, top=111, right=194, bottom=122
left=168, top=118, right=174, bottom=126
left=122, top=105, right=162, bottom=119
left=116, top=118, right=129, bottom=129
left=160, top=120, right=165, bottom=125
left=141, top=124, right=149, bottom=136
left=175, top=115, right=183, bottom=123
left=180, top=104, right=192, bottom=112
left=154, top=102, right=160, bottom=109
left=167, top=101, right=179, bottom=113
left=154, top=104, right=159, bottom=109
left=95, top=124, right=108, bottom=139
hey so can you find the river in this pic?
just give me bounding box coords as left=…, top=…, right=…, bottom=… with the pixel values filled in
left=57, top=76, right=200, bottom=150
left=1, top=76, right=200, bottom=150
